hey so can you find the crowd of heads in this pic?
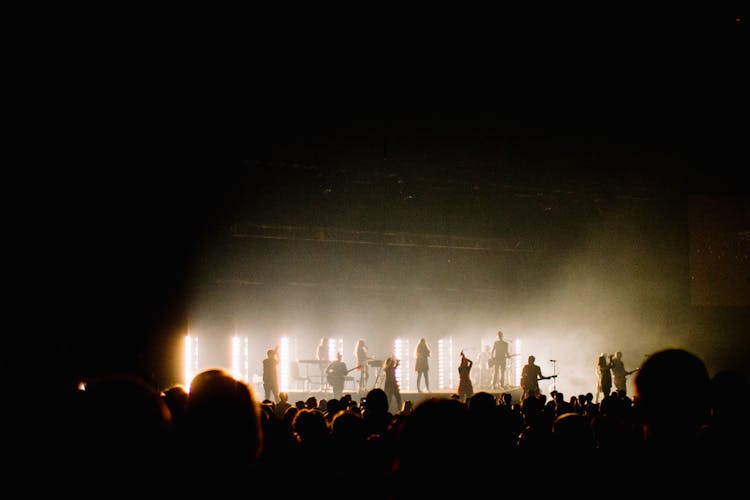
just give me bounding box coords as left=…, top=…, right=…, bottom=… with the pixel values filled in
left=52, top=348, right=748, bottom=495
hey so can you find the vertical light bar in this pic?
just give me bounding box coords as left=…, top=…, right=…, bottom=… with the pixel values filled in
left=392, top=338, right=401, bottom=387
left=231, top=336, right=251, bottom=383
left=327, top=338, right=336, bottom=361
left=514, top=338, right=522, bottom=386
left=393, top=338, right=407, bottom=390
left=279, top=337, right=291, bottom=391
left=334, top=338, right=344, bottom=361
left=403, top=338, right=411, bottom=391
left=437, top=336, right=454, bottom=390
left=242, top=337, right=250, bottom=383
left=231, top=336, right=241, bottom=380
left=448, top=337, right=454, bottom=390
left=184, top=335, right=199, bottom=388
left=437, top=338, right=445, bottom=390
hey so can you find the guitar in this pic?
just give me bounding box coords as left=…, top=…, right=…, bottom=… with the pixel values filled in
left=326, top=365, right=360, bottom=385
left=521, top=374, right=557, bottom=385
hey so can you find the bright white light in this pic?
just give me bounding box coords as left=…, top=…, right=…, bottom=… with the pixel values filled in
left=327, top=338, right=337, bottom=361
left=437, top=337, right=455, bottom=390
left=279, top=337, right=291, bottom=391
left=514, top=338, right=522, bottom=386
left=184, top=335, right=199, bottom=388
left=392, top=338, right=410, bottom=390
left=231, top=336, right=251, bottom=382
left=231, top=336, right=241, bottom=381
left=242, top=338, right=250, bottom=383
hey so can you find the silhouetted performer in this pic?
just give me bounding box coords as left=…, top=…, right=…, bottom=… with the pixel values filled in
left=414, top=337, right=431, bottom=392
left=262, top=346, right=280, bottom=403
left=326, top=351, right=350, bottom=400
left=354, top=339, right=371, bottom=393
left=491, top=330, right=511, bottom=389
left=520, top=355, right=554, bottom=401
left=457, top=351, right=474, bottom=401
left=595, top=353, right=612, bottom=403
left=383, top=356, right=402, bottom=413
left=610, top=351, right=637, bottom=394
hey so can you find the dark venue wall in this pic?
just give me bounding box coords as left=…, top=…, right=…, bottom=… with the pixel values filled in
left=36, top=11, right=748, bottom=394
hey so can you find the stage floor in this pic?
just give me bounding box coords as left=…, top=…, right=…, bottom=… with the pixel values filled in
left=280, top=386, right=524, bottom=406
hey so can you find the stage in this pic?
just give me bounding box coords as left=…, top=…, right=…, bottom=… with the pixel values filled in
left=277, top=386, right=525, bottom=407
left=280, top=358, right=524, bottom=407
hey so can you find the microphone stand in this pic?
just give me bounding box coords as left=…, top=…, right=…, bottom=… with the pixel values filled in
left=550, top=359, right=557, bottom=391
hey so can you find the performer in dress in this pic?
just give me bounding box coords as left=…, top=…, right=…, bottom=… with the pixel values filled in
left=457, top=350, right=474, bottom=402
left=414, top=338, right=431, bottom=393
left=595, top=353, right=612, bottom=403
left=382, top=356, right=403, bottom=413
left=354, top=339, right=372, bottom=393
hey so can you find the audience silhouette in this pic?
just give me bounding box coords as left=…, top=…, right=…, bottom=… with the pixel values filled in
left=55, top=344, right=748, bottom=495
left=181, top=368, right=263, bottom=486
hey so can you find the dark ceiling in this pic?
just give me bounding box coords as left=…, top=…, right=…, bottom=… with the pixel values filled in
left=36, top=11, right=748, bottom=385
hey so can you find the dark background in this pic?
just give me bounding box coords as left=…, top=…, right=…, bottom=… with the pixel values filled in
left=32, top=11, right=748, bottom=394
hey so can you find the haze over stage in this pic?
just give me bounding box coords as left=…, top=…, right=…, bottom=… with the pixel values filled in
left=39, top=13, right=749, bottom=393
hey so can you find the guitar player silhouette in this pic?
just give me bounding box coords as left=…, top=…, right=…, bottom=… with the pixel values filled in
left=326, top=352, right=359, bottom=400
left=520, top=355, right=556, bottom=401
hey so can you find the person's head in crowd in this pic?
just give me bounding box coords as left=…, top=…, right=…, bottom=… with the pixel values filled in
left=161, top=383, right=188, bottom=427
left=634, top=348, right=710, bottom=447
left=184, top=368, right=263, bottom=468
left=363, top=388, right=389, bottom=414
left=72, top=373, right=174, bottom=486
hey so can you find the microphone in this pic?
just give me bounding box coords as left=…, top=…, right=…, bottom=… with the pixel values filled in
left=549, top=359, right=556, bottom=362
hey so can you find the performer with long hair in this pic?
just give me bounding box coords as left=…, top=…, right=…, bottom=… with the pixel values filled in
left=457, top=350, right=474, bottom=401
left=414, top=338, right=431, bottom=393
left=354, top=339, right=372, bottom=393
left=383, top=356, right=402, bottom=413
